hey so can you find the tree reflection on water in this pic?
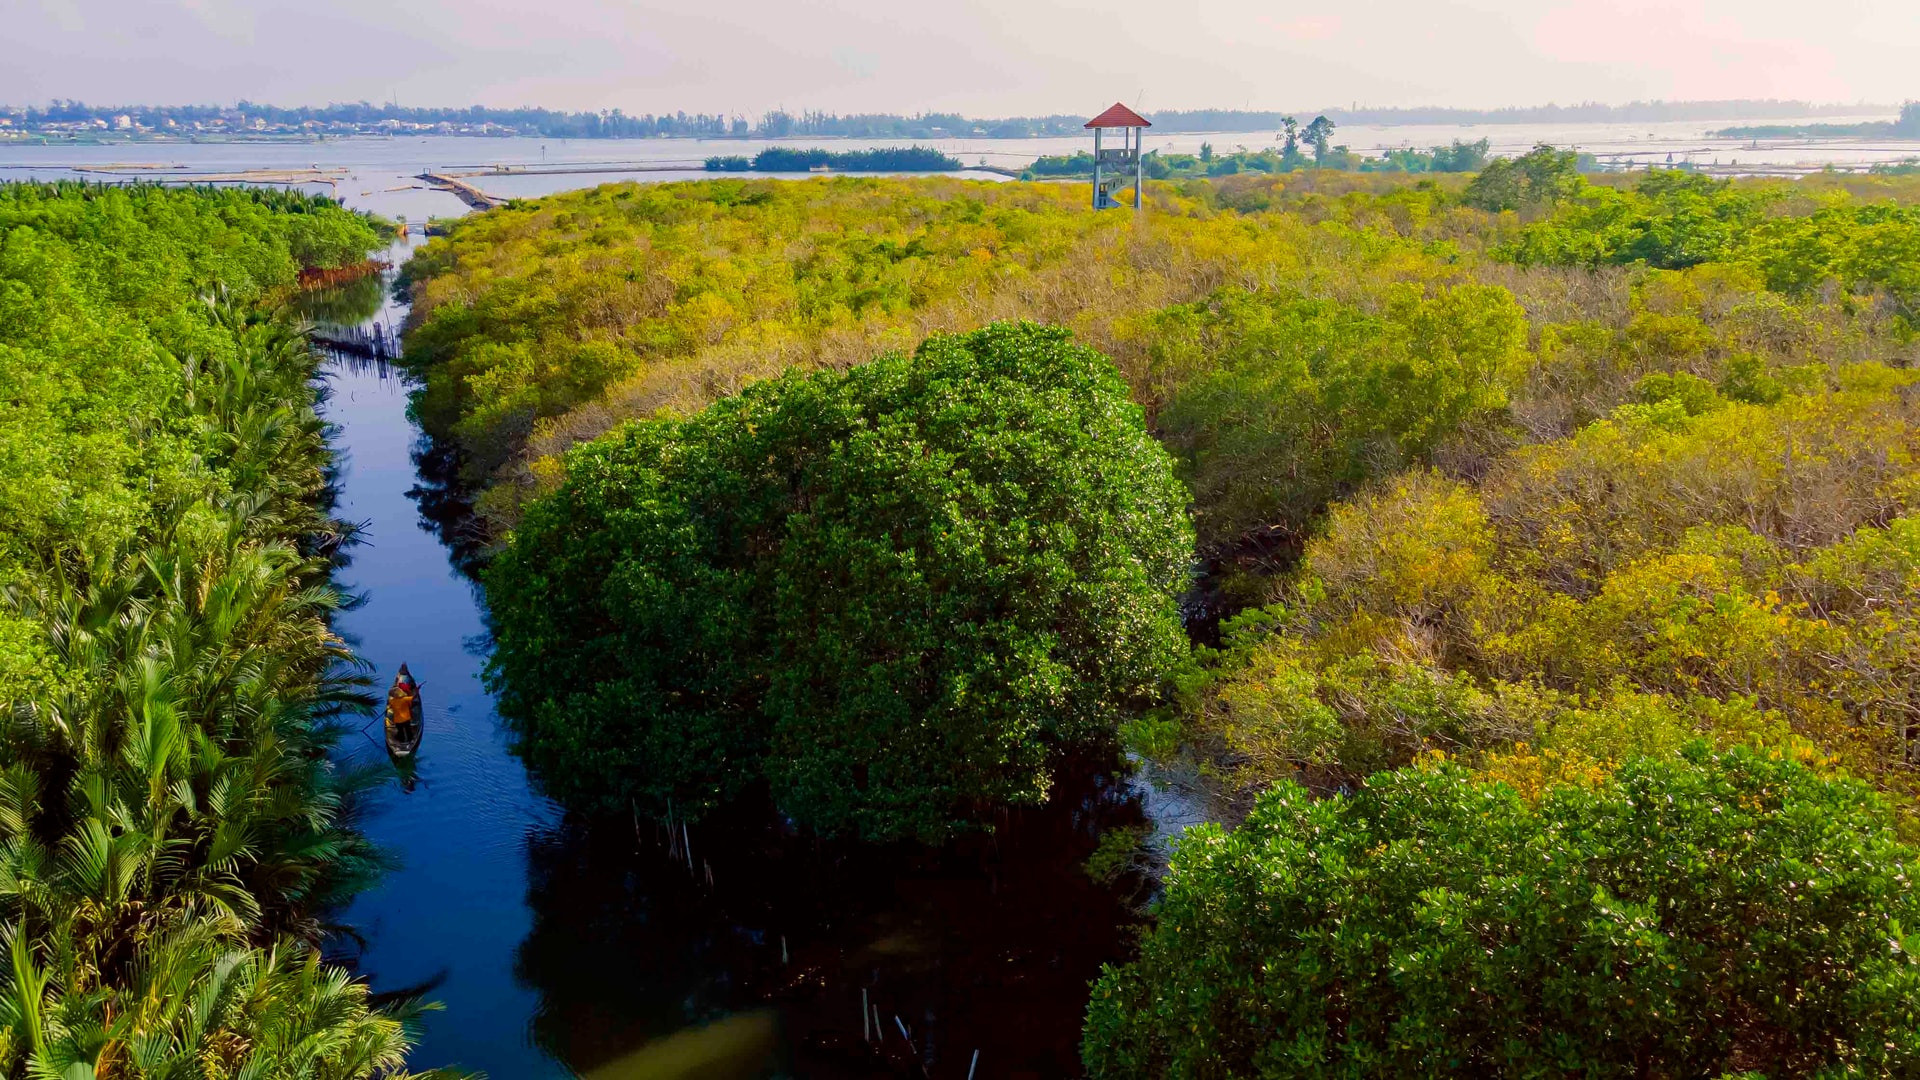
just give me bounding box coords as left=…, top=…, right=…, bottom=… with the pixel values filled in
left=292, top=268, right=388, bottom=327
left=513, top=753, right=1152, bottom=1078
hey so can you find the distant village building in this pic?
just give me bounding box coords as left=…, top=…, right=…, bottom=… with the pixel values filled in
left=1085, top=102, right=1149, bottom=211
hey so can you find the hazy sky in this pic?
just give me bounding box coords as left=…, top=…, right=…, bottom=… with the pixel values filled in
left=8, top=0, right=1918, bottom=115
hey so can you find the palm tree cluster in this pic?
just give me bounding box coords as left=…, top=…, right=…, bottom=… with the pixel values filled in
left=0, top=186, right=446, bottom=1078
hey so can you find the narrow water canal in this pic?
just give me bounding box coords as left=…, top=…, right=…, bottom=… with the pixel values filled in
left=312, top=236, right=1188, bottom=1078
left=318, top=234, right=568, bottom=1078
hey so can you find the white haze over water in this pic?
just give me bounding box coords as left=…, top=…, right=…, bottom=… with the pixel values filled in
left=7, top=0, right=1919, bottom=117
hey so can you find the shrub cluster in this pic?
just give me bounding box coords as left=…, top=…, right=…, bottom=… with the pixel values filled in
left=1182, top=364, right=1920, bottom=809
left=703, top=145, right=963, bottom=172
left=1148, top=283, right=1531, bottom=548
left=1086, top=745, right=1920, bottom=1077
left=485, top=322, right=1194, bottom=841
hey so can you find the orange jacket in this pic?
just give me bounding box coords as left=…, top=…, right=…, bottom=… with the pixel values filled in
left=387, top=686, right=415, bottom=725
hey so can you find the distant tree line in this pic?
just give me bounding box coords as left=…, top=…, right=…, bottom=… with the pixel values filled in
left=12, top=99, right=742, bottom=137
left=6, top=98, right=1903, bottom=139
left=1713, top=101, right=1920, bottom=139
left=5, top=101, right=1079, bottom=139
left=1153, top=99, right=1892, bottom=130
left=756, top=109, right=1086, bottom=138
left=1027, top=119, right=1493, bottom=179
left=705, top=146, right=963, bottom=172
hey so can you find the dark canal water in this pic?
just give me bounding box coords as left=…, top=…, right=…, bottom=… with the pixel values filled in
left=312, top=238, right=1195, bottom=1079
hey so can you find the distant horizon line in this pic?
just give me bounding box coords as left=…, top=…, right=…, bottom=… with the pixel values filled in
left=3, top=96, right=1906, bottom=121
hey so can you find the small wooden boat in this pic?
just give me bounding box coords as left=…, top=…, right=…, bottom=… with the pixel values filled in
left=384, top=663, right=424, bottom=758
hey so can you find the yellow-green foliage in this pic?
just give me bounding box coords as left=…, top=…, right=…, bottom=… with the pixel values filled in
left=401, top=173, right=1527, bottom=524
left=1155, top=169, right=1920, bottom=815
left=402, top=177, right=1279, bottom=478
left=1150, top=283, right=1531, bottom=547
left=404, top=172, right=1920, bottom=549
left=399, top=170, right=1920, bottom=820
left=1190, top=364, right=1920, bottom=817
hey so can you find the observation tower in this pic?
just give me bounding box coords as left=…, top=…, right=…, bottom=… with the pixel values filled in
left=1085, top=102, right=1150, bottom=210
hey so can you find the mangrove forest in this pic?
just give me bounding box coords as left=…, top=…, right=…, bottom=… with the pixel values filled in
left=397, top=155, right=1920, bottom=1074
left=0, top=182, right=453, bottom=1077
left=12, top=143, right=1920, bottom=1075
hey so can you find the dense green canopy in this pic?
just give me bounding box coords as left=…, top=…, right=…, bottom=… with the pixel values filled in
left=1086, top=744, right=1920, bottom=1078
left=1149, top=283, right=1531, bottom=548
left=486, top=321, right=1194, bottom=841
left=0, top=182, right=438, bottom=1078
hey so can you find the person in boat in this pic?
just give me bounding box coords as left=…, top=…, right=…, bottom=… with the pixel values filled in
left=387, top=666, right=418, bottom=728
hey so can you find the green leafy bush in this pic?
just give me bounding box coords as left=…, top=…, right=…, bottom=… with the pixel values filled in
left=1085, top=745, right=1920, bottom=1078
left=1151, top=284, right=1532, bottom=548
left=1495, top=169, right=1920, bottom=312
left=1462, top=143, right=1586, bottom=212
left=743, top=145, right=961, bottom=172
left=485, top=322, right=1194, bottom=840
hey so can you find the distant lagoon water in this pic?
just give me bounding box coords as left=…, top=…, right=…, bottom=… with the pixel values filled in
left=3, top=113, right=1915, bottom=222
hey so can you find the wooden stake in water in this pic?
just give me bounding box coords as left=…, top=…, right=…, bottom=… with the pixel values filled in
left=781, top=935, right=788, bottom=964
left=862, top=989, right=870, bottom=1042
left=968, top=1049, right=979, bottom=1079
left=683, top=823, right=693, bottom=872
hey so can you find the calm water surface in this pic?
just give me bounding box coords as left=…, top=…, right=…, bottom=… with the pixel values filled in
left=317, top=238, right=560, bottom=1078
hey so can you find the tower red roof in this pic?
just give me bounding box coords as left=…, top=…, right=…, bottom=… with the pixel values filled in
left=1085, top=103, right=1152, bottom=129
